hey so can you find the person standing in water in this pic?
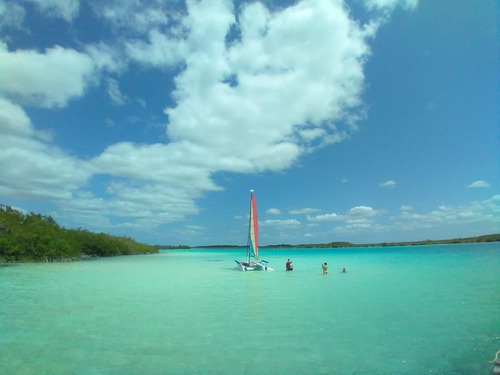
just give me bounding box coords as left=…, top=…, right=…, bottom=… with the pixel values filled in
left=322, top=262, right=328, bottom=274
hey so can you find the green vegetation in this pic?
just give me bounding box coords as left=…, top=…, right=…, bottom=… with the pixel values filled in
left=260, top=235, right=500, bottom=249
left=0, top=205, right=158, bottom=262
left=1, top=204, right=497, bottom=262
left=195, top=235, right=500, bottom=249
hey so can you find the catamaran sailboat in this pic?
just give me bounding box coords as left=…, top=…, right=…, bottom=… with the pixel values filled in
left=235, top=190, right=273, bottom=271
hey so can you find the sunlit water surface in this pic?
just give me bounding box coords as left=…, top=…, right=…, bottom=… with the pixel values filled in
left=1, top=243, right=499, bottom=374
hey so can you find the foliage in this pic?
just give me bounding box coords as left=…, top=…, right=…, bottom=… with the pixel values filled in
left=1, top=204, right=498, bottom=262
left=195, top=236, right=500, bottom=249
left=262, top=235, right=500, bottom=249
left=0, top=205, right=158, bottom=262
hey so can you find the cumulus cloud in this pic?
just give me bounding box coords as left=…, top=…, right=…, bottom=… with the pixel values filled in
left=91, top=142, right=221, bottom=190
left=85, top=43, right=125, bottom=73
left=312, top=206, right=388, bottom=236
left=364, top=0, right=418, bottom=12
left=313, top=196, right=499, bottom=237
left=0, top=0, right=419, bottom=237
left=467, top=180, right=491, bottom=188
left=0, top=42, right=97, bottom=108
left=399, top=205, right=414, bottom=211
left=0, top=99, right=92, bottom=200
left=92, top=0, right=177, bottom=34
left=348, top=205, right=379, bottom=216
left=73, top=0, right=381, bottom=231
left=125, top=29, right=185, bottom=67
left=266, top=208, right=282, bottom=215
left=0, top=1, right=26, bottom=29
left=308, top=205, right=384, bottom=223
left=307, top=213, right=342, bottom=222
left=0, top=97, right=33, bottom=138
left=289, top=208, right=321, bottom=215
left=26, top=0, right=80, bottom=21
left=332, top=222, right=385, bottom=234
left=395, top=195, right=500, bottom=230
left=260, top=219, right=301, bottom=227
left=379, top=180, right=396, bottom=188
left=121, top=0, right=374, bottom=176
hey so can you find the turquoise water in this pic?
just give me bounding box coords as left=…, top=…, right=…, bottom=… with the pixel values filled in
left=1, top=243, right=499, bottom=374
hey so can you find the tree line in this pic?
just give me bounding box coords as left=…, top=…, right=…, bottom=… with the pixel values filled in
left=0, top=205, right=158, bottom=262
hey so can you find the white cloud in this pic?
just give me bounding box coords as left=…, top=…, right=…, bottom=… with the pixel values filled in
left=125, top=29, right=185, bottom=67
left=83, top=0, right=391, bottom=231
left=289, top=208, right=321, bottom=215
left=311, top=196, right=499, bottom=238
left=85, top=43, right=124, bottom=73
left=81, top=141, right=226, bottom=226
left=332, top=222, right=386, bottom=234
left=364, top=0, right=418, bottom=12
left=266, top=208, right=282, bottom=215
left=399, top=205, right=414, bottom=211
left=91, top=142, right=221, bottom=190
left=379, top=180, right=396, bottom=188
left=96, top=0, right=378, bottom=233
left=105, top=76, right=127, bottom=105
left=92, top=0, right=176, bottom=34
left=26, top=0, right=80, bottom=21
left=260, top=219, right=301, bottom=227
left=394, top=195, right=500, bottom=230
left=0, top=1, right=25, bottom=29
left=0, top=42, right=97, bottom=108
left=467, top=180, right=491, bottom=188
left=299, top=128, right=327, bottom=142
left=348, top=206, right=379, bottom=216
left=0, top=97, right=33, bottom=138
left=0, top=100, right=92, bottom=200
left=136, top=98, right=147, bottom=108
left=0, top=0, right=419, bottom=238
left=307, top=213, right=342, bottom=222
left=308, top=205, right=384, bottom=222
left=362, top=0, right=418, bottom=45
left=162, top=0, right=371, bottom=174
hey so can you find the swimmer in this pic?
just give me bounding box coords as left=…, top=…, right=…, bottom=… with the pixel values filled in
left=322, top=262, right=328, bottom=274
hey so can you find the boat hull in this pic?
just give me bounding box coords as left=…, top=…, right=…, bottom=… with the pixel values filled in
left=235, top=260, right=273, bottom=271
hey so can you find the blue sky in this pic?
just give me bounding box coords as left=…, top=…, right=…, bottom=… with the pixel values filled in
left=0, top=0, right=498, bottom=246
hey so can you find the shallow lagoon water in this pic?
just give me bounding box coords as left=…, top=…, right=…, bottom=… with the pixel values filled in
left=1, top=243, right=499, bottom=374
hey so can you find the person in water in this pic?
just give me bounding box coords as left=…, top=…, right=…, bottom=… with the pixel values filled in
left=322, top=262, right=328, bottom=274
left=285, top=259, right=293, bottom=271
left=342, top=268, right=347, bottom=273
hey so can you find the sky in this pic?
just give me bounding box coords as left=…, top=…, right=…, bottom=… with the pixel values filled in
left=0, top=0, right=498, bottom=246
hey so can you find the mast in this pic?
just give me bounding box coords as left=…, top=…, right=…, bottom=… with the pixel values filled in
left=247, top=190, right=253, bottom=263
left=247, top=189, right=259, bottom=262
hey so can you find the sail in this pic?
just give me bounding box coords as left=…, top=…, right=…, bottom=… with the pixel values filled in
left=248, top=190, right=259, bottom=260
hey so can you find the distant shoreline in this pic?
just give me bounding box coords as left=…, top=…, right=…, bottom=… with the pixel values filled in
left=180, top=234, right=500, bottom=250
